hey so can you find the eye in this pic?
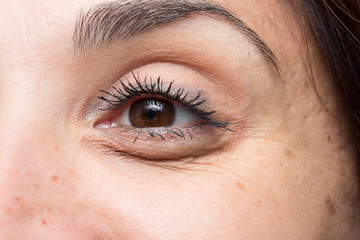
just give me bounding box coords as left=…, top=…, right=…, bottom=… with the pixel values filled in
left=95, top=73, right=234, bottom=142
left=117, top=97, right=197, bottom=128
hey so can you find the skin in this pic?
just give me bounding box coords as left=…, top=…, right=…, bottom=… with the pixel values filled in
left=0, top=0, right=359, bottom=239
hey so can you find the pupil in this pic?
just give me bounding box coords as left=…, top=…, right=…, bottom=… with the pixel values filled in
left=146, top=109, right=157, bottom=120
left=129, top=97, right=175, bottom=128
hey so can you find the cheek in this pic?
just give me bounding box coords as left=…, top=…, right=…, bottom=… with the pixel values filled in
left=0, top=139, right=104, bottom=239
left=72, top=151, right=306, bottom=240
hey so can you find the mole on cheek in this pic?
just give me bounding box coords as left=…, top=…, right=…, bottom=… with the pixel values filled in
left=326, top=196, right=337, bottom=216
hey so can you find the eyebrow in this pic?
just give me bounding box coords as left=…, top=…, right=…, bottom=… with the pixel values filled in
left=73, top=0, right=279, bottom=71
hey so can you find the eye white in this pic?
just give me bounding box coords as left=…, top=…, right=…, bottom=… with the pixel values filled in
left=172, top=104, right=197, bottom=125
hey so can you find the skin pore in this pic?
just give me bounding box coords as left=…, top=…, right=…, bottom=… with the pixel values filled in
left=0, top=0, right=359, bottom=239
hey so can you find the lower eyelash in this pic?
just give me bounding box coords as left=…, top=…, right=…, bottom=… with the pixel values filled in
left=120, top=125, right=201, bottom=143
left=119, top=122, right=236, bottom=143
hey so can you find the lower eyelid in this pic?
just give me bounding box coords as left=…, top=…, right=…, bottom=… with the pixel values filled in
left=83, top=124, right=234, bottom=162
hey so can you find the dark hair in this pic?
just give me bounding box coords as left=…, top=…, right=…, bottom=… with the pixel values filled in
left=289, top=1, right=360, bottom=163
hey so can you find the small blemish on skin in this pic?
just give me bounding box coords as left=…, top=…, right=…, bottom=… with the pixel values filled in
left=236, top=182, right=245, bottom=191
left=42, top=219, right=47, bottom=225
left=327, top=135, right=333, bottom=143
left=6, top=207, right=12, bottom=215
left=285, top=148, right=293, bottom=158
left=326, top=197, right=336, bottom=216
left=15, top=197, right=20, bottom=202
left=256, top=200, right=262, bottom=209
left=51, top=175, right=58, bottom=182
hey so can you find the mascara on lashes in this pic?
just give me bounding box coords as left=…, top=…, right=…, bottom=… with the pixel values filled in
left=97, top=73, right=235, bottom=142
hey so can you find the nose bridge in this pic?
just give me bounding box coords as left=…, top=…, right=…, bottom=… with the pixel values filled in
left=0, top=106, right=55, bottom=207
left=0, top=125, right=52, bottom=236
left=0, top=97, right=100, bottom=239
left=0, top=61, right=70, bottom=233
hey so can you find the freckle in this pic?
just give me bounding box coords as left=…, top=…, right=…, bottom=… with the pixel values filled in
left=327, top=135, right=333, bottom=143
left=51, top=175, right=58, bottom=182
left=6, top=207, right=12, bottom=215
left=42, top=219, right=47, bottom=225
left=15, top=197, right=20, bottom=202
left=34, top=184, right=39, bottom=190
left=47, top=207, right=52, bottom=212
left=236, top=182, right=245, bottom=191
left=326, top=197, right=336, bottom=216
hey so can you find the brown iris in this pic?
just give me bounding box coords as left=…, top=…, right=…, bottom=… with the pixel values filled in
left=129, top=98, right=175, bottom=128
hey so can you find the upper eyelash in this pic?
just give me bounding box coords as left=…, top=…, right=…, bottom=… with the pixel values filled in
left=98, top=72, right=235, bottom=133
left=99, top=72, right=207, bottom=109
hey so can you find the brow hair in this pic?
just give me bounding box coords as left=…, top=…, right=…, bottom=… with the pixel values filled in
left=73, top=0, right=279, bottom=71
